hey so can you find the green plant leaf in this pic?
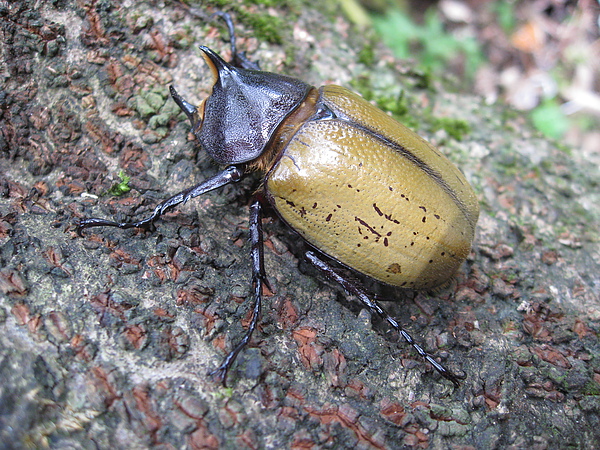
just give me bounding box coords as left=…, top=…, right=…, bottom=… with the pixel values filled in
left=530, top=99, right=569, bottom=139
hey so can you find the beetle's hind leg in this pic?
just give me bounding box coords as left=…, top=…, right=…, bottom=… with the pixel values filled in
left=209, top=199, right=271, bottom=385
left=76, top=165, right=243, bottom=235
left=305, top=251, right=463, bottom=388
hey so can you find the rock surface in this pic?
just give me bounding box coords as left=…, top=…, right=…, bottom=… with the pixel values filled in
left=1, top=1, right=599, bottom=448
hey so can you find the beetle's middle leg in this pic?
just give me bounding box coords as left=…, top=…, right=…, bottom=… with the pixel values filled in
left=305, top=251, right=463, bottom=388
left=76, top=165, right=243, bottom=235
left=209, top=199, right=271, bottom=385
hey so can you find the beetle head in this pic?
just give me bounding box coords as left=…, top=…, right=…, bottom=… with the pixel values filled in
left=187, top=47, right=312, bottom=165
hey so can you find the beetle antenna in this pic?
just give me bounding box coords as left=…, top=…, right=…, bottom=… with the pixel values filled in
left=305, top=251, right=463, bottom=388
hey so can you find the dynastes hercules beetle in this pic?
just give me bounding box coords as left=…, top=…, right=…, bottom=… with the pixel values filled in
left=77, top=13, right=479, bottom=387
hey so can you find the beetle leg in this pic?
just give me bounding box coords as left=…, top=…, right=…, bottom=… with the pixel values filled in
left=305, top=251, right=463, bottom=388
left=210, top=11, right=260, bottom=70
left=209, top=199, right=269, bottom=385
left=76, top=165, right=244, bottom=235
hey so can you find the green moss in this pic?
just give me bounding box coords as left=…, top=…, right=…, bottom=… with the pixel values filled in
left=410, top=68, right=434, bottom=91
left=148, top=113, right=170, bottom=129
left=210, top=0, right=233, bottom=7
left=132, top=88, right=168, bottom=118
left=350, top=76, right=420, bottom=128
left=429, top=116, right=471, bottom=141
left=107, top=171, right=131, bottom=196
left=555, top=141, right=573, bottom=155
left=239, top=10, right=286, bottom=44
left=213, top=386, right=234, bottom=398
left=200, top=1, right=307, bottom=48
left=244, top=0, right=289, bottom=7
left=357, top=43, right=375, bottom=66
left=503, top=271, right=518, bottom=283
left=350, top=74, right=474, bottom=140
left=171, top=26, right=196, bottom=49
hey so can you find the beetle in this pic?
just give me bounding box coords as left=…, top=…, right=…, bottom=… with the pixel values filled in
left=77, top=12, right=479, bottom=387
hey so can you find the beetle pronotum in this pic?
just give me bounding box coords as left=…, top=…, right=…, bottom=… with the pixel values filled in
left=77, top=12, right=479, bottom=387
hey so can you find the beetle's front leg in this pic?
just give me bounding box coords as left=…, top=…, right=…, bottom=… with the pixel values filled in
left=209, top=199, right=270, bottom=386
left=305, top=251, right=463, bottom=388
left=210, top=11, right=261, bottom=70
left=76, top=165, right=243, bottom=235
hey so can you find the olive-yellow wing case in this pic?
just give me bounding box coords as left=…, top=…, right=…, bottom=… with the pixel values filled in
left=267, top=85, right=479, bottom=290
